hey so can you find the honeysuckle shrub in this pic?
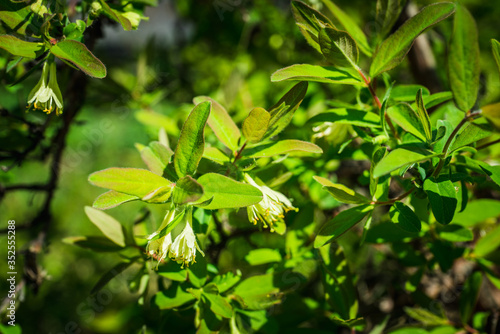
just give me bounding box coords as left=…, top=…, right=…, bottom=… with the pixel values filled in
left=2, top=0, right=500, bottom=333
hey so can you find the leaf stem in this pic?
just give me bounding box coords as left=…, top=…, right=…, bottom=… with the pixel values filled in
left=358, top=69, right=399, bottom=139
left=432, top=111, right=481, bottom=177
left=225, top=141, right=247, bottom=176
left=476, top=138, right=500, bottom=151
left=371, top=187, right=415, bottom=206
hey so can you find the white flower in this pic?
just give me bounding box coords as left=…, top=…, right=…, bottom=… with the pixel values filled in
left=146, top=206, right=204, bottom=268
left=27, top=62, right=63, bottom=115
left=244, top=174, right=296, bottom=232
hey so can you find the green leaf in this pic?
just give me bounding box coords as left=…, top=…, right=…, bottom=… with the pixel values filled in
left=448, top=122, right=492, bottom=154
left=271, top=64, right=364, bottom=86
left=0, top=2, right=37, bottom=35
left=474, top=224, right=500, bottom=258
left=91, top=260, right=137, bottom=295
left=203, top=290, right=233, bottom=319
left=376, top=0, right=405, bottom=39
left=84, top=206, right=126, bottom=247
left=98, top=0, right=132, bottom=31
left=314, top=205, right=373, bottom=248
left=203, top=146, right=230, bottom=165
left=373, top=148, right=440, bottom=178
left=212, top=272, right=241, bottom=294
left=481, top=164, right=500, bottom=188
left=154, top=283, right=196, bottom=309
left=492, top=39, right=500, bottom=78
left=415, top=89, right=432, bottom=142
left=265, top=82, right=308, bottom=139
left=423, top=177, right=458, bottom=225
left=459, top=272, right=483, bottom=324
left=245, top=248, right=282, bottom=266
left=92, top=190, right=138, bottom=210
left=438, top=224, right=473, bottom=242
left=390, top=202, right=421, bottom=232
left=453, top=199, right=500, bottom=226
left=174, top=101, right=211, bottom=178
left=62, top=236, right=124, bottom=252
left=172, top=176, right=204, bottom=205
left=391, top=85, right=430, bottom=102
left=313, top=176, right=369, bottom=204
left=242, top=107, right=270, bottom=143
left=320, top=0, right=372, bottom=56
left=195, top=173, right=262, bottom=210
left=50, top=40, right=106, bottom=78
left=370, top=147, right=390, bottom=201
left=319, top=27, right=358, bottom=68
left=308, top=108, right=380, bottom=128
left=193, top=96, right=241, bottom=151
left=243, top=139, right=322, bottom=158
left=232, top=274, right=282, bottom=310
left=89, top=167, right=173, bottom=199
left=404, top=307, right=449, bottom=326
left=481, top=103, right=500, bottom=130
left=0, top=35, right=43, bottom=58
left=291, top=0, right=334, bottom=53
left=370, top=2, right=455, bottom=78
left=448, top=4, right=479, bottom=112
left=387, top=103, right=428, bottom=142
left=137, top=141, right=173, bottom=175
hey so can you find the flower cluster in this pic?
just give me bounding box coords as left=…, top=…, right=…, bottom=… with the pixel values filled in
left=146, top=206, right=204, bottom=268
left=27, top=61, right=64, bottom=115
left=244, top=174, right=296, bottom=233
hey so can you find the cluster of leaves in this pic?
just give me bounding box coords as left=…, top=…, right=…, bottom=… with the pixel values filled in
left=75, top=0, right=500, bottom=332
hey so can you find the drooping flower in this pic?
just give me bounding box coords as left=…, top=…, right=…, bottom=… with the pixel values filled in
left=244, top=174, right=296, bottom=233
left=146, top=206, right=204, bottom=268
left=27, top=61, right=63, bottom=115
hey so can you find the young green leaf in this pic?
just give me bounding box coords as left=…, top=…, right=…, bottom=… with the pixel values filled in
left=50, top=40, right=106, bottom=78
left=193, top=96, right=241, bottom=151
left=448, top=122, right=492, bottom=154
left=480, top=164, right=500, bottom=188
left=291, top=1, right=334, bottom=53
left=271, top=64, right=364, bottom=86
left=0, top=2, right=37, bottom=35
left=320, top=0, right=372, bottom=56
left=370, top=2, right=455, bottom=78
left=415, top=89, right=432, bottom=142
left=492, top=39, right=500, bottom=78
left=84, top=206, right=126, bottom=247
left=243, top=139, right=322, bottom=158
left=459, top=272, right=483, bottom=324
left=315, top=205, right=373, bottom=248
left=308, top=108, right=381, bottom=128
left=195, top=173, right=263, bottom=210
left=174, top=101, right=211, bottom=178
left=172, top=176, right=204, bottom=205
left=391, top=84, right=430, bottom=102
left=423, top=177, right=457, bottom=225
left=387, top=103, right=428, bottom=142
left=138, top=142, right=172, bottom=176
left=202, top=290, right=233, bottom=319
left=154, top=283, right=196, bottom=309
left=245, top=248, right=282, bottom=266
left=370, top=147, right=389, bottom=201
left=63, top=236, right=125, bottom=252
left=373, top=148, right=440, bottom=178
left=389, top=202, right=421, bottom=232
left=203, top=146, right=230, bottom=165
left=448, top=4, right=480, bottom=112
left=438, top=224, right=473, bottom=242
left=265, top=82, right=308, bottom=139
left=89, top=167, right=173, bottom=198
left=92, top=190, right=138, bottom=210
left=98, top=0, right=132, bottom=31
left=404, top=307, right=448, bottom=326
left=473, top=224, right=500, bottom=258
left=313, top=176, right=369, bottom=204
left=0, top=35, right=43, bottom=58
left=242, top=107, right=270, bottom=143
left=376, top=0, right=406, bottom=39
left=319, top=27, right=359, bottom=68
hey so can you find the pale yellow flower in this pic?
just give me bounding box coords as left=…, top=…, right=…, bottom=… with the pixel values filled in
left=27, top=62, right=63, bottom=115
